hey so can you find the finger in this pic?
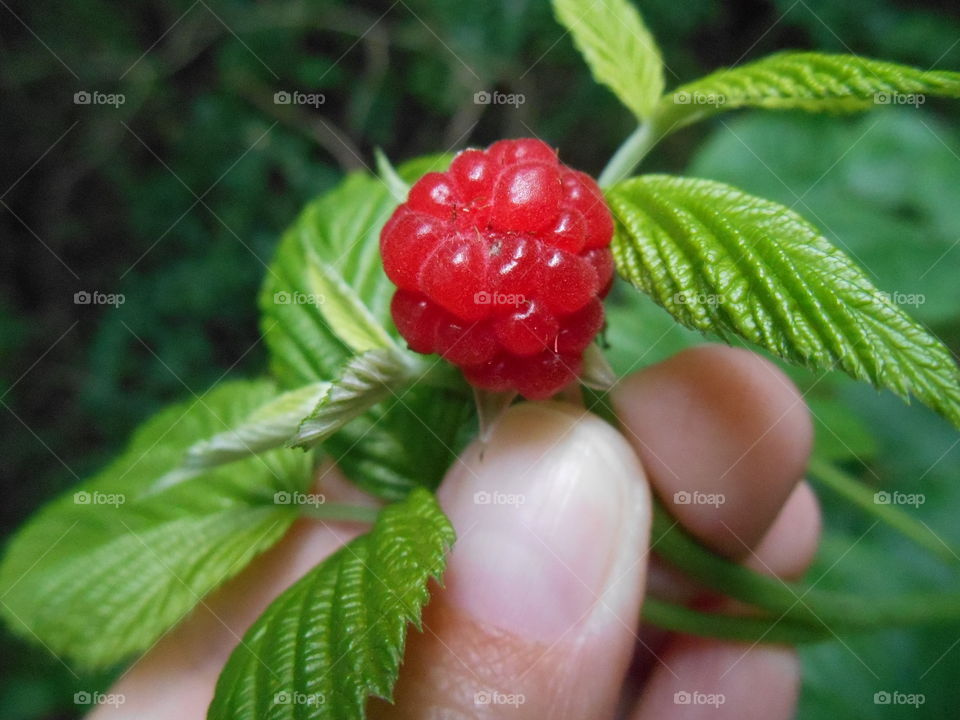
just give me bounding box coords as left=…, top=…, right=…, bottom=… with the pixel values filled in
left=628, top=487, right=821, bottom=720
left=371, top=402, right=651, bottom=720
left=629, top=637, right=800, bottom=720
left=611, top=344, right=813, bottom=558
left=90, top=467, right=380, bottom=720
left=607, top=345, right=817, bottom=720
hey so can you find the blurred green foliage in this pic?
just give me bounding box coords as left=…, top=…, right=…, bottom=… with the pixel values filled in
left=2, top=0, right=960, bottom=717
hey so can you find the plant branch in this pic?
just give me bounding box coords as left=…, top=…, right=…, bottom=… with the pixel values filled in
left=807, top=456, right=960, bottom=566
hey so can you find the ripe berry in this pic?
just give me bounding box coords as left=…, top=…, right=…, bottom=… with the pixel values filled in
left=381, top=138, right=615, bottom=399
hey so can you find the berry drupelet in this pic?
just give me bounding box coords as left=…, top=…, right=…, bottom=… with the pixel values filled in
left=381, top=138, right=615, bottom=399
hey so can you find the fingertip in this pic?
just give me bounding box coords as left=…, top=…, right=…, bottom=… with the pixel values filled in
left=612, top=344, right=813, bottom=558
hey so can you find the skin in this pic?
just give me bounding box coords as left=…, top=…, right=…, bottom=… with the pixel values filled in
left=91, top=344, right=819, bottom=719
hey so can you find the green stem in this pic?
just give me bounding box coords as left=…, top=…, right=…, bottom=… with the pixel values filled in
left=642, top=597, right=831, bottom=645
left=598, top=121, right=657, bottom=187
left=807, top=457, right=959, bottom=566
left=650, top=500, right=960, bottom=631
left=297, top=503, right=380, bottom=524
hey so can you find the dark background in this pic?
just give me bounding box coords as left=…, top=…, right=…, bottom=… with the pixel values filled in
left=3, top=0, right=960, bottom=717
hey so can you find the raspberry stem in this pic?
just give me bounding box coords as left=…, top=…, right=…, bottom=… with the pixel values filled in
left=598, top=121, right=658, bottom=187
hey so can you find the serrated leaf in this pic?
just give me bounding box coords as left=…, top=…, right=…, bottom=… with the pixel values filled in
left=185, top=382, right=330, bottom=469
left=260, top=156, right=474, bottom=501
left=294, top=350, right=416, bottom=449
left=303, top=251, right=399, bottom=354
left=656, top=52, right=960, bottom=130
left=608, top=175, right=960, bottom=428
left=0, top=380, right=312, bottom=668
left=552, top=0, right=664, bottom=120
left=207, top=488, right=454, bottom=720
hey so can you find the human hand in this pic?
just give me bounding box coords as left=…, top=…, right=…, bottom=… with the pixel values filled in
left=91, top=344, right=817, bottom=719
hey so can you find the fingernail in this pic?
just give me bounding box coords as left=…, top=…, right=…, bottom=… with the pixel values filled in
left=438, top=402, right=646, bottom=643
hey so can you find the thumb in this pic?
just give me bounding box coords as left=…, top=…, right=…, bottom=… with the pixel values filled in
left=372, top=402, right=651, bottom=719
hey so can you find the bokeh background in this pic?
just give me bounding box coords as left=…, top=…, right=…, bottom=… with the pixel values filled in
left=3, top=0, right=960, bottom=717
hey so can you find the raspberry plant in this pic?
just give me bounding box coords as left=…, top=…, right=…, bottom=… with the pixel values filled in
left=4, top=0, right=960, bottom=717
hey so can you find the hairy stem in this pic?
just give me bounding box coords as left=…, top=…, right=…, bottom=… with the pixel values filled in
left=650, top=500, right=960, bottom=632
left=598, top=122, right=657, bottom=187
left=807, top=456, right=959, bottom=566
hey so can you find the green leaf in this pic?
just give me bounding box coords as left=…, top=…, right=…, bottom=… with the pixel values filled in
left=261, top=172, right=400, bottom=386
left=293, top=350, right=416, bottom=449
left=374, top=147, right=410, bottom=202
left=552, top=0, right=665, bottom=120
left=0, top=380, right=312, bottom=668
left=656, top=52, right=960, bottom=130
left=260, top=156, right=474, bottom=501
left=608, top=175, right=960, bottom=429
left=302, top=251, right=400, bottom=354
left=207, top=488, right=454, bottom=720
left=185, top=382, right=330, bottom=469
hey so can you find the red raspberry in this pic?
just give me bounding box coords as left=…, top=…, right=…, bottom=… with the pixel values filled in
left=381, top=138, right=615, bottom=400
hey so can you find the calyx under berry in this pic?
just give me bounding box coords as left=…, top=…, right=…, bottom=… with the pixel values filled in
left=381, top=138, right=614, bottom=399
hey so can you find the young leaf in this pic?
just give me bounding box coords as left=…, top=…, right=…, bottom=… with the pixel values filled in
left=656, top=52, right=960, bottom=130
left=552, top=0, right=664, bottom=120
left=374, top=147, right=410, bottom=201
left=207, top=488, right=455, bottom=720
left=293, top=350, right=417, bottom=448
left=608, top=175, right=960, bottom=428
left=0, top=380, right=312, bottom=668
left=260, top=156, right=474, bottom=501
left=185, top=381, right=330, bottom=469
left=303, top=249, right=400, bottom=354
